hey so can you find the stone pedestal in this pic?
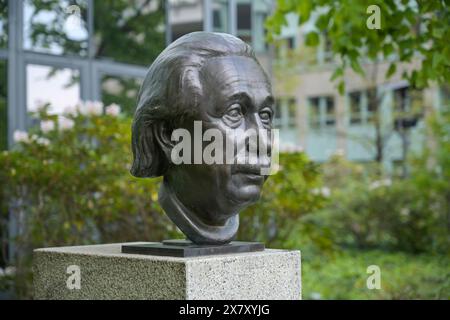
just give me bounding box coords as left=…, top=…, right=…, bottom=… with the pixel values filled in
left=33, top=242, right=301, bottom=300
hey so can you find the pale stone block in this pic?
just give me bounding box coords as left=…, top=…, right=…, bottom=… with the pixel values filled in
left=33, top=242, right=301, bottom=300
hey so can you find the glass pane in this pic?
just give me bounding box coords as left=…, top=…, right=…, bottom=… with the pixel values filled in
left=366, top=88, right=377, bottom=122
left=24, top=0, right=89, bottom=56
left=273, top=99, right=282, bottom=128
left=0, top=59, right=6, bottom=150
left=325, top=96, right=335, bottom=126
left=101, top=74, right=143, bottom=116
left=27, top=64, right=80, bottom=114
left=394, top=86, right=409, bottom=112
left=308, top=97, right=320, bottom=129
left=0, top=0, right=7, bottom=49
left=252, top=0, right=270, bottom=52
left=349, top=91, right=362, bottom=124
left=237, top=3, right=252, bottom=44
left=169, top=0, right=203, bottom=42
left=237, top=3, right=251, bottom=30
left=94, top=0, right=166, bottom=66
left=288, top=98, right=296, bottom=127
left=212, top=0, right=228, bottom=33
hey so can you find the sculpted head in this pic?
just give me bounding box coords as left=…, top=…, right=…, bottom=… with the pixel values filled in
left=131, top=32, right=274, bottom=244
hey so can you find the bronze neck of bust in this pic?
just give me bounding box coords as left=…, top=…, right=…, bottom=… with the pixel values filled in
left=158, top=178, right=239, bottom=245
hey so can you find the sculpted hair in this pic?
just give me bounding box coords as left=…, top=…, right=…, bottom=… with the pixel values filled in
left=130, top=32, right=261, bottom=178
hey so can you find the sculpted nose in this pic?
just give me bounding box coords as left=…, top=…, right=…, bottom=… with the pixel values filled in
left=244, top=113, right=272, bottom=159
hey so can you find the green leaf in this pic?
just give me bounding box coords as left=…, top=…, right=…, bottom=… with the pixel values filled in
left=305, top=32, right=320, bottom=46
left=386, top=63, right=397, bottom=78
left=330, top=67, right=344, bottom=82
left=350, top=59, right=365, bottom=76
left=337, top=81, right=345, bottom=95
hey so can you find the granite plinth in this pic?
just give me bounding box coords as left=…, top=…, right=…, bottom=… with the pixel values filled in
left=33, top=242, right=301, bottom=300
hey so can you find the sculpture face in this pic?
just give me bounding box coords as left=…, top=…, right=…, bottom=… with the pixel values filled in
left=131, top=32, right=273, bottom=245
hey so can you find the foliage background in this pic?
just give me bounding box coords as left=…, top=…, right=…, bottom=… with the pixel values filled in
left=0, top=0, right=449, bottom=300
left=0, top=103, right=448, bottom=299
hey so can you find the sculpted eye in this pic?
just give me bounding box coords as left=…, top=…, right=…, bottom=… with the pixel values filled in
left=259, top=109, right=272, bottom=123
left=224, top=104, right=243, bottom=121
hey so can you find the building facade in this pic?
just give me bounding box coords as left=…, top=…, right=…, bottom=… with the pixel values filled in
left=1, top=0, right=448, bottom=170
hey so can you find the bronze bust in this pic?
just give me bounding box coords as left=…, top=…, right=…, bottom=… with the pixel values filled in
left=130, top=32, right=274, bottom=245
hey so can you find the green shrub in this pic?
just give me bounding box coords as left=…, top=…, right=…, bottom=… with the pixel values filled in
left=303, top=249, right=450, bottom=300
left=0, top=102, right=324, bottom=298
left=0, top=102, right=182, bottom=297
left=317, top=152, right=449, bottom=254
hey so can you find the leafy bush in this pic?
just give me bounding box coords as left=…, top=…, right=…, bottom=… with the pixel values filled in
left=0, top=102, right=182, bottom=297
left=315, top=102, right=450, bottom=255
left=238, top=152, right=326, bottom=248
left=303, top=249, right=450, bottom=300
left=316, top=154, right=449, bottom=254
left=0, top=102, right=324, bottom=298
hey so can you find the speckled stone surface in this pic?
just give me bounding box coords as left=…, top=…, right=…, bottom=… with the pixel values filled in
left=33, top=242, right=301, bottom=300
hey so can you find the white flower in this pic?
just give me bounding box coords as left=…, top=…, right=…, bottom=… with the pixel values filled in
left=80, top=100, right=103, bottom=116
left=333, top=148, right=345, bottom=157
left=369, top=179, right=392, bottom=190
left=34, top=99, right=48, bottom=112
left=310, top=292, right=322, bottom=300
left=105, top=103, right=121, bottom=116
left=63, top=104, right=79, bottom=116
left=13, top=130, right=30, bottom=143
left=312, top=187, right=331, bottom=197
left=58, top=116, right=75, bottom=131
left=40, top=120, right=55, bottom=133
left=400, top=208, right=410, bottom=217
left=280, top=142, right=303, bottom=153
left=321, top=187, right=331, bottom=197
left=36, top=137, right=50, bottom=146
left=4, top=266, right=16, bottom=276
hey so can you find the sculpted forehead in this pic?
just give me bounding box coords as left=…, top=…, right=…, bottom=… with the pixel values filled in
left=200, top=56, right=270, bottom=95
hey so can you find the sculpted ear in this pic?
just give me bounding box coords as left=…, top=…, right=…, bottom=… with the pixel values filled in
left=130, top=109, right=169, bottom=178
left=153, top=121, right=175, bottom=163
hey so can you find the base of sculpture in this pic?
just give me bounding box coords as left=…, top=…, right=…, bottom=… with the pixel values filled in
left=33, top=242, right=301, bottom=300
left=121, top=240, right=264, bottom=257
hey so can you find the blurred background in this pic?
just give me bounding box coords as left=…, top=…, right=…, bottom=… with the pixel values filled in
left=0, top=0, right=449, bottom=299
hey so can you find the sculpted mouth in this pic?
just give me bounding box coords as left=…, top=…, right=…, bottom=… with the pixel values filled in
left=232, top=164, right=266, bottom=176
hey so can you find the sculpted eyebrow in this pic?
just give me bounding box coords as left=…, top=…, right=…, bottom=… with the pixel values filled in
left=262, top=96, right=275, bottom=107
left=228, top=92, right=252, bottom=103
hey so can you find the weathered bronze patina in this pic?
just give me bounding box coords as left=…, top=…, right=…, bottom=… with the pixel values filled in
left=131, top=32, right=273, bottom=245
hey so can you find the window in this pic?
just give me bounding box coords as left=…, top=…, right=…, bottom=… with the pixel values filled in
left=0, top=59, right=6, bottom=150
left=287, top=37, right=295, bottom=50
left=23, top=0, right=89, bottom=56
left=94, top=0, right=166, bottom=65
left=393, top=86, right=422, bottom=114
left=366, top=88, right=377, bottom=123
left=287, top=98, right=296, bottom=127
left=237, top=3, right=252, bottom=44
left=169, top=0, right=203, bottom=42
left=237, top=3, right=251, bottom=30
left=317, top=32, right=333, bottom=64
left=273, top=100, right=282, bottom=128
left=308, top=96, right=335, bottom=129
left=325, top=97, right=335, bottom=126
left=308, top=97, right=321, bottom=129
left=394, top=87, right=409, bottom=112
left=274, top=97, right=297, bottom=129
left=26, top=64, right=80, bottom=115
left=101, top=74, right=143, bottom=116
left=349, top=91, right=362, bottom=124
left=212, top=0, right=228, bottom=33
left=393, top=86, right=422, bottom=129
left=0, top=0, right=7, bottom=49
